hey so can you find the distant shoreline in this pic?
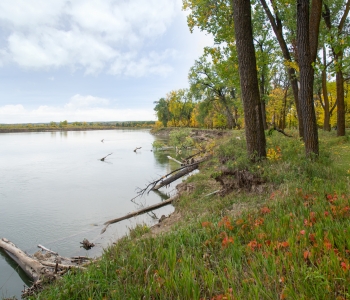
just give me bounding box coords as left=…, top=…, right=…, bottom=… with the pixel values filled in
left=0, top=126, right=153, bottom=133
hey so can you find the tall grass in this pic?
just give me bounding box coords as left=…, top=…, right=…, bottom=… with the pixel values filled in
left=30, top=130, right=350, bottom=300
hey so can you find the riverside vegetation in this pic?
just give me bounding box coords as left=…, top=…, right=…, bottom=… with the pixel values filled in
left=27, top=129, right=350, bottom=300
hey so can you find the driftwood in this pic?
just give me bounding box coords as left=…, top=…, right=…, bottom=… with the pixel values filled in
left=167, top=156, right=182, bottom=165
left=80, top=238, right=95, bottom=250
left=101, top=194, right=179, bottom=234
left=0, top=237, right=90, bottom=299
left=37, top=244, right=58, bottom=256
left=152, top=164, right=198, bottom=190
left=100, top=153, right=112, bottom=161
left=136, top=155, right=211, bottom=197
left=0, top=238, right=48, bottom=282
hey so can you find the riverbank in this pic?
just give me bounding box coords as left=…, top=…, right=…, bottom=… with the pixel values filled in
left=27, top=130, right=350, bottom=299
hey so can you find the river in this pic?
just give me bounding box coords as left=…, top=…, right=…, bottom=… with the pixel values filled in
left=0, top=129, right=180, bottom=299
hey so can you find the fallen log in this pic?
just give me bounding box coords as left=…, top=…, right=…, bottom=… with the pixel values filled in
left=0, top=238, right=48, bottom=282
left=152, top=164, right=198, bottom=190
left=0, top=237, right=89, bottom=287
left=101, top=194, right=179, bottom=234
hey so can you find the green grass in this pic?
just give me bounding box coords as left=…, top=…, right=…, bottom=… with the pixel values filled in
left=29, top=130, right=350, bottom=300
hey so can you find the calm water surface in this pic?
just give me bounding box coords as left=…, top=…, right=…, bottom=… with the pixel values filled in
left=0, top=129, right=180, bottom=299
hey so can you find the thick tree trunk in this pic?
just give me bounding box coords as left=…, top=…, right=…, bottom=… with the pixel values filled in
left=297, top=0, right=319, bottom=156
left=232, top=0, right=266, bottom=161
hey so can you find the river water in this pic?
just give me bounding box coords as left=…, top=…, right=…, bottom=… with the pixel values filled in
left=0, top=129, right=180, bottom=299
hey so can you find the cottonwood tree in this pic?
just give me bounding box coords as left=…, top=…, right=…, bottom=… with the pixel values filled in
left=232, top=0, right=266, bottom=160
left=189, top=54, right=238, bottom=129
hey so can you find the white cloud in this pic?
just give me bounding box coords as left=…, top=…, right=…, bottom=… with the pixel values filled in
left=109, top=49, right=177, bottom=77
left=0, top=0, right=182, bottom=76
left=65, top=94, right=110, bottom=109
left=0, top=97, right=156, bottom=124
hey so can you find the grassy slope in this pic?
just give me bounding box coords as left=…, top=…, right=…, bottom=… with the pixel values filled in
left=30, top=130, right=350, bottom=300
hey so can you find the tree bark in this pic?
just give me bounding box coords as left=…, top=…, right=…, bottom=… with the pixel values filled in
left=260, top=72, right=268, bottom=130
left=232, top=0, right=266, bottom=161
left=336, top=70, right=346, bottom=136
left=297, top=0, right=319, bottom=156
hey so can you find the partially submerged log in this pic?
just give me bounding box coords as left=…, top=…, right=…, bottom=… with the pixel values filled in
left=0, top=238, right=88, bottom=285
left=152, top=164, right=198, bottom=190
left=0, top=238, right=48, bottom=282
left=101, top=194, right=179, bottom=234
left=100, top=153, right=112, bottom=161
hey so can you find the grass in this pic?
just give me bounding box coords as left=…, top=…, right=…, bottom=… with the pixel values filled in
left=29, top=129, right=350, bottom=300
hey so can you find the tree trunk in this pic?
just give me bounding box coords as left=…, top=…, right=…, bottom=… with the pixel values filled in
left=321, top=48, right=331, bottom=131
left=232, top=0, right=266, bottom=161
left=219, top=94, right=235, bottom=129
left=336, top=69, right=346, bottom=136
left=297, top=0, right=319, bottom=156
left=260, top=73, right=268, bottom=130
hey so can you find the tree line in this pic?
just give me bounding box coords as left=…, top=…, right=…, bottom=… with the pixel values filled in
left=154, top=0, right=350, bottom=159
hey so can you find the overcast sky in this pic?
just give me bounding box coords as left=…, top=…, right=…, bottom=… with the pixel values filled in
left=0, top=0, right=213, bottom=124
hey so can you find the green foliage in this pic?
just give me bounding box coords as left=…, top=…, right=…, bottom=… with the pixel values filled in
left=128, top=223, right=150, bottom=239
left=151, top=140, right=165, bottom=150
left=169, top=128, right=194, bottom=149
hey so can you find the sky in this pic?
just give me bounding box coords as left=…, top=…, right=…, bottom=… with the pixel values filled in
left=0, top=0, right=213, bottom=124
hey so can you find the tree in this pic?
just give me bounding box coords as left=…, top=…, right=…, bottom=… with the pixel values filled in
left=322, top=0, right=350, bottom=136
left=297, top=0, right=321, bottom=156
left=189, top=54, right=238, bottom=129
left=154, top=98, right=171, bottom=127
left=232, top=0, right=266, bottom=160
left=259, top=0, right=305, bottom=138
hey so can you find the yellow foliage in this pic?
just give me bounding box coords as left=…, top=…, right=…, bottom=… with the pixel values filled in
left=284, top=60, right=299, bottom=72
left=267, top=147, right=282, bottom=161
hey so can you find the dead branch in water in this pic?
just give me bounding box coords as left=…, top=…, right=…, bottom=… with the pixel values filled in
left=101, top=194, right=179, bottom=234
left=136, top=155, right=210, bottom=196
left=100, top=153, right=113, bottom=161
